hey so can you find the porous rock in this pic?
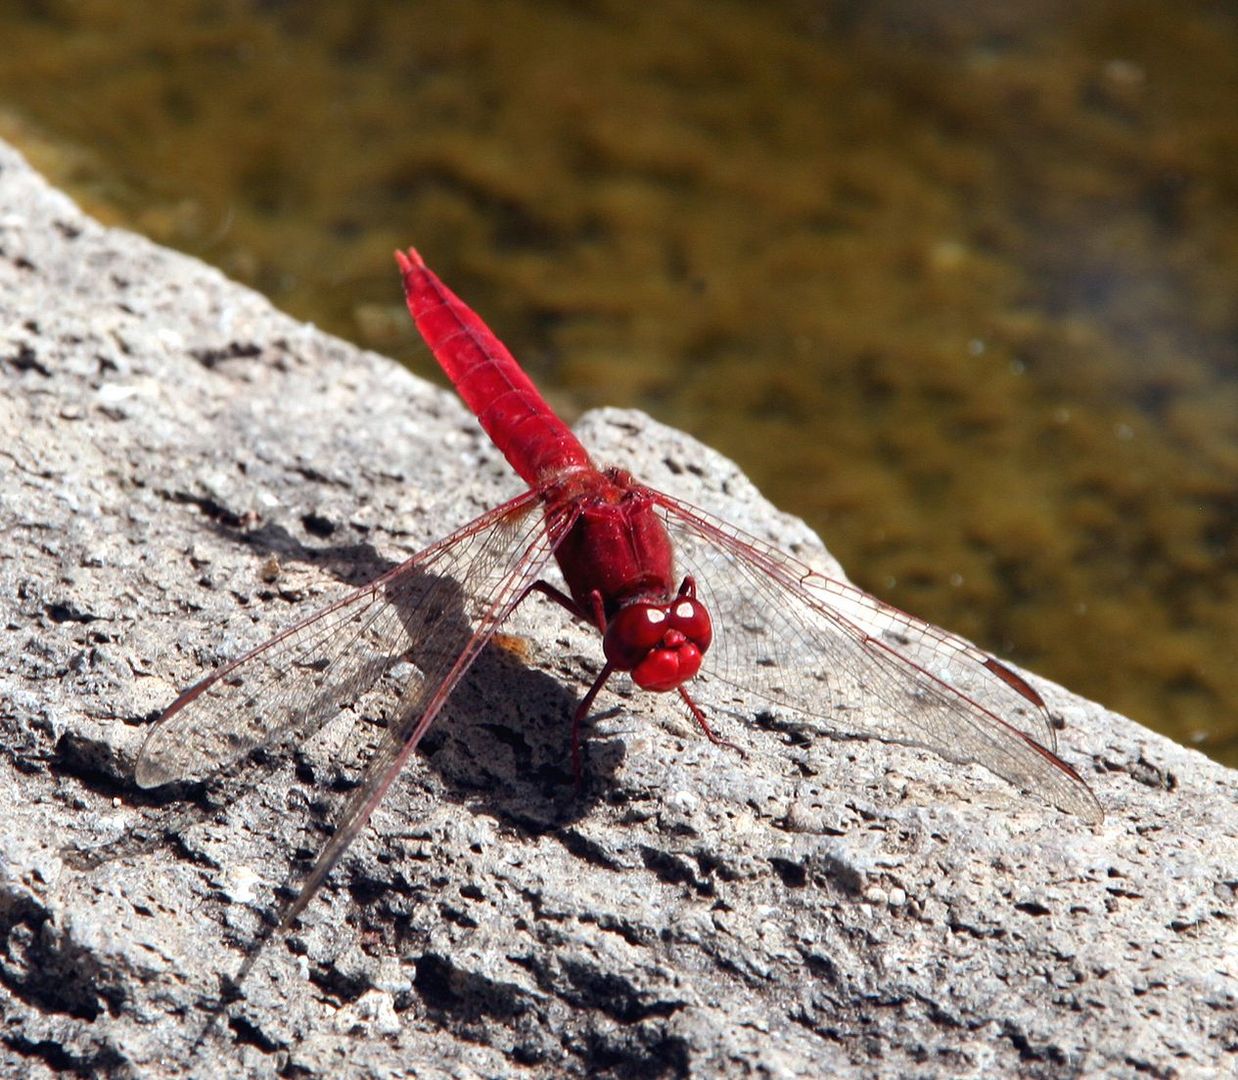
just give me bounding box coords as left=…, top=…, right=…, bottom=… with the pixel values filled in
left=1, top=139, right=1234, bottom=1079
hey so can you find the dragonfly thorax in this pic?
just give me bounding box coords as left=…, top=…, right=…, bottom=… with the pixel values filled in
left=602, top=590, right=713, bottom=692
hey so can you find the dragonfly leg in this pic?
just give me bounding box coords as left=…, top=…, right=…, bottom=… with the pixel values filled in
left=521, top=579, right=610, bottom=636
left=522, top=580, right=589, bottom=621
left=570, top=661, right=615, bottom=790
left=678, top=687, right=745, bottom=757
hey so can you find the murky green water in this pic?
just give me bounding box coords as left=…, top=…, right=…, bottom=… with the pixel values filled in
left=2, top=0, right=1234, bottom=764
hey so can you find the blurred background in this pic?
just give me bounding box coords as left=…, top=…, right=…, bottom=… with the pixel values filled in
left=1, top=0, right=1233, bottom=765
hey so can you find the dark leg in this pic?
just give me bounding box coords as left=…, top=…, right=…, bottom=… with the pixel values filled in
left=516, top=581, right=616, bottom=786
left=520, top=581, right=613, bottom=637
left=570, top=662, right=615, bottom=790
left=520, top=579, right=586, bottom=620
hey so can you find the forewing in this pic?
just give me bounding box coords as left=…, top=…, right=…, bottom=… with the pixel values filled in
left=651, top=491, right=1102, bottom=824
left=273, top=493, right=583, bottom=924
left=136, top=489, right=550, bottom=789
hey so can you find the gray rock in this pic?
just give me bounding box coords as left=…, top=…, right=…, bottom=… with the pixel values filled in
left=1, top=138, right=1234, bottom=1079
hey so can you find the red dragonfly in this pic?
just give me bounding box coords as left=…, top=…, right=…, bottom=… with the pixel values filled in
left=136, top=248, right=1102, bottom=923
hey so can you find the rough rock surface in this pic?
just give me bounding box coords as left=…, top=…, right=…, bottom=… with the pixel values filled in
left=1, top=139, right=1234, bottom=1079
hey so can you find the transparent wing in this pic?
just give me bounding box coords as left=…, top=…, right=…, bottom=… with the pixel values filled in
left=274, top=493, right=582, bottom=924
left=136, top=488, right=555, bottom=789
left=651, top=490, right=1102, bottom=824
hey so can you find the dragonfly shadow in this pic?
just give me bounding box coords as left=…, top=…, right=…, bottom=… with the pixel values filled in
left=296, top=561, right=612, bottom=840
left=66, top=521, right=613, bottom=896
left=229, top=520, right=619, bottom=829
left=68, top=521, right=619, bottom=1062
left=235, top=519, right=401, bottom=589
left=416, top=633, right=614, bottom=832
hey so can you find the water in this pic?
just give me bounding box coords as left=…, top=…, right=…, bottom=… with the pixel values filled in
left=1, top=0, right=1233, bottom=764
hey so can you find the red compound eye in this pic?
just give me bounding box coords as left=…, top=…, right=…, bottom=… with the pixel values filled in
left=667, top=595, right=712, bottom=653
left=603, top=604, right=667, bottom=672
left=603, top=598, right=713, bottom=692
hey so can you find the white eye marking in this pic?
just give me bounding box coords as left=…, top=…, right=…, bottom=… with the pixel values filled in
left=673, top=601, right=695, bottom=619
left=646, top=608, right=667, bottom=625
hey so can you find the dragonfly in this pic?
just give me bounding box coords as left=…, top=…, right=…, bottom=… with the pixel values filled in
left=136, top=248, right=1102, bottom=926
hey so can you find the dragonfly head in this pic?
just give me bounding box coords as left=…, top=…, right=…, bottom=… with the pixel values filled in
left=602, top=590, right=712, bottom=692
